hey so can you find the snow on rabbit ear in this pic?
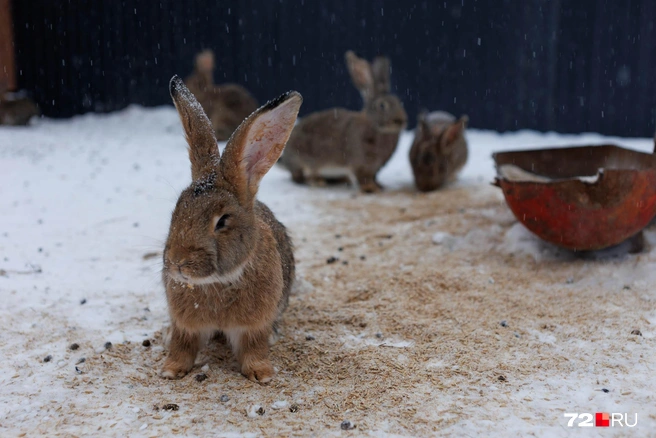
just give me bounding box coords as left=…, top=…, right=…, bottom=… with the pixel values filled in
left=221, top=91, right=302, bottom=197
left=169, top=75, right=220, bottom=181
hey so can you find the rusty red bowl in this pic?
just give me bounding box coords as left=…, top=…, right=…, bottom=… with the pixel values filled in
left=493, top=144, right=656, bottom=251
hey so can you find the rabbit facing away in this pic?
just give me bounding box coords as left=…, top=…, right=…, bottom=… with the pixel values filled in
left=409, top=111, right=468, bottom=192
left=161, top=76, right=302, bottom=383
left=184, top=50, right=259, bottom=141
left=0, top=84, right=39, bottom=126
left=280, top=50, right=408, bottom=193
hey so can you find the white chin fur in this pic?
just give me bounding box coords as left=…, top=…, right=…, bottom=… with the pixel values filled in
left=169, top=260, right=249, bottom=286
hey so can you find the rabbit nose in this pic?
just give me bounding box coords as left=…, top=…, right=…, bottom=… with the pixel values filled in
left=172, top=259, right=187, bottom=269
left=166, top=251, right=187, bottom=268
left=168, top=258, right=189, bottom=279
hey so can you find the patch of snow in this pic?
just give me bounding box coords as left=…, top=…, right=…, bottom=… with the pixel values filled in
left=528, top=329, right=556, bottom=345
left=425, top=359, right=445, bottom=369
left=291, top=275, right=314, bottom=295
left=246, top=404, right=264, bottom=418
left=498, top=164, right=602, bottom=184
left=498, top=164, right=553, bottom=183
left=342, top=334, right=413, bottom=349
left=501, top=223, right=569, bottom=263
left=578, top=172, right=601, bottom=183
left=271, top=400, right=289, bottom=410
left=431, top=231, right=453, bottom=245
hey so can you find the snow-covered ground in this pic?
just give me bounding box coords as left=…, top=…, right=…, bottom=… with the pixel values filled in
left=1, top=106, right=654, bottom=437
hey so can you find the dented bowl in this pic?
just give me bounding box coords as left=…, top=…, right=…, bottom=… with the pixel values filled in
left=493, top=144, right=656, bottom=251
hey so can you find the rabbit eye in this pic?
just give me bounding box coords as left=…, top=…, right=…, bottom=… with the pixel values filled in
left=215, top=214, right=230, bottom=231
left=422, top=151, right=436, bottom=166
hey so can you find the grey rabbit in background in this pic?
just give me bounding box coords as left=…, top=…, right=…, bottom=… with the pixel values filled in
left=280, top=50, right=408, bottom=193
left=409, top=111, right=468, bottom=192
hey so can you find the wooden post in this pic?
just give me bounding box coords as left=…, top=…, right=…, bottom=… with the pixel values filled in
left=0, top=0, right=16, bottom=91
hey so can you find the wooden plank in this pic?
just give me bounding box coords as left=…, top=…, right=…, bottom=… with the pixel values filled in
left=0, top=0, right=16, bottom=90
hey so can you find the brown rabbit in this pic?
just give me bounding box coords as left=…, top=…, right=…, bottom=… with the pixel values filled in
left=409, top=111, right=468, bottom=192
left=161, top=76, right=302, bottom=383
left=184, top=50, right=259, bottom=141
left=0, top=84, right=39, bottom=126
left=280, top=50, right=408, bottom=193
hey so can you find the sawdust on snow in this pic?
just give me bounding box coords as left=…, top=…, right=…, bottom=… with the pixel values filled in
left=11, top=184, right=655, bottom=436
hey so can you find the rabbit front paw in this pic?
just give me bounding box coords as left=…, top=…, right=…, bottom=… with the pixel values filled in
left=160, top=359, right=194, bottom=379
left=241, top=359, right=275, bottom=384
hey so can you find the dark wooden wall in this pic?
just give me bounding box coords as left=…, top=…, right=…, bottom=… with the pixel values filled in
left=11, top=0, right=656, bottom=136
left=0, top=0, right=16, bottom=91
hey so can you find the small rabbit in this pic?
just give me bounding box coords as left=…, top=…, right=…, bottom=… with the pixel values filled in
left=0, top=83, right=39, bottom=126
left=161, top=75, right=302, bottom=383
left=184, top=50, right=259, bottom=141
left=409, top=111, right=468, bottom=192
left=280, top=50, right=408, bottom=193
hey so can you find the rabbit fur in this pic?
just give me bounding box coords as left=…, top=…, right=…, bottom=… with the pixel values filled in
left=161, top=75, right=301, bottom=383
left=409, top=111, right=468, bottom=192
left=280, top=50, right=407, bottom=193
left=0, top=84, right=39, bottom=126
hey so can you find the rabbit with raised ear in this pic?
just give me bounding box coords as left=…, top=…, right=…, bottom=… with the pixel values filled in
left=409, top=111, right=469, bottom=192
left=184, top=49, right=259, bottom=141
left=0, top=83, right=39, bottom=126
left=280, top=50, right=408, bottom=193
left=161, top=76, right=302, bottom=383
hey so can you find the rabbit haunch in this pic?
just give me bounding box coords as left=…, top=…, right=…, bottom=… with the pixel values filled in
left=161, top=76, right=301, bottom=383
left=0, top=84, right=39, bottom=126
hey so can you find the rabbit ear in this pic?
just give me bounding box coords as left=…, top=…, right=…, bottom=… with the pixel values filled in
left=220, top=91, right=302, bottom=202
left=345, top=51, right=374, bottom=102
left=416, top=113, right=430, bottom=138
left=441, top=117, right=467, bottom=150
left=195, top=50, right=215, bottom=73
left=169, top=75, right=220, bottom=181
left=371, top=56, right=391, bottom=94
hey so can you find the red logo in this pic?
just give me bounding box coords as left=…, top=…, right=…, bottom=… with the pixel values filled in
left=596, top=412, right=610, bottom=427
left=566, top=412, right=637, bottom=428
